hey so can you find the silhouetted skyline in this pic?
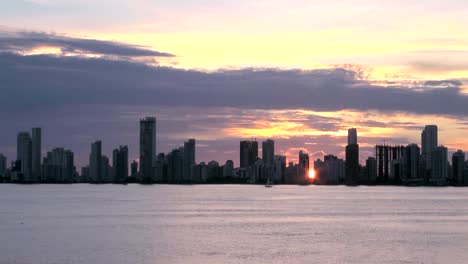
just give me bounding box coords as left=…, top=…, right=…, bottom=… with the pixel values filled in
left=1, top=120, right=467, bottom=186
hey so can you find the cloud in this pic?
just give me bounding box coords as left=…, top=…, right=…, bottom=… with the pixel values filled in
left=406, top=50, right=468, bottom=73
left=0, top=29, right=174, bottom=58
left=0, top=51, right=467, bottom=117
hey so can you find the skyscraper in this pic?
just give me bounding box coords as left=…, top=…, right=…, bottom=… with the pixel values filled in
left=348, top=128, right=357, bottom=145
left=404, top=144, right=421, bottom=181
left=113, top=145, right=128, bottom=183
left=240, top=141, right=258, bottom=168
left=183, top=139, right=196, bottom=182
left=131, top=160, right=138, bottom=178
left=262, top=139, right=275, bottom=166
left=421, top=125, right=438, bottom=170
left=299, top=150, right=309, bottom=183
left=17, top=132, right=32, bottom=182
left=139, top=117, right=156, bottom=183
left=345, top=128, right=359, bottom=184
left=0, top=154, right=7, bottom=177
left=452, top=150, right=465, bottom=185
left=430, top=145, right=448, bottom=185
left=89, top=140, right=102, bottom=183
left=32, top=127, right=41, bottom=182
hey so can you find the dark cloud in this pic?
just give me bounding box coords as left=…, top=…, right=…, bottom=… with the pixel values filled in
left=0, top=30, right=174, bottom=58
left=0, top=52, right=467, bottom=117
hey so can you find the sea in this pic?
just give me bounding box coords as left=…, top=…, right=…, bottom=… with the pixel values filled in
left=1, top=184, right=468, bottom=264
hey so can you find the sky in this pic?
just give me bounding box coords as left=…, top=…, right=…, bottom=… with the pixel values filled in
left=0, top=0, right=467, bottom=168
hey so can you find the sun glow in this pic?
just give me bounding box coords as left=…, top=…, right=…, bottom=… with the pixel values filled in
left=308, top=169, right=316, bottom=180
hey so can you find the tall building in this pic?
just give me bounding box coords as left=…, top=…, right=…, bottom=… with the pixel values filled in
left=421, top=125, right=438, bottom=170
left=299, top=150, right=309, bottom=183
left=140, top=117, right=156, bottom=183
left=17, top=132, right=33, bottom=182
left=430, top=145, right=448, bottom=185
left=101, top=155, right=111, bottom=183
left=223, top=160, right=234, bottom=178
left=375, top=145, right=405, bottom=183
left=273, top=155, right=286, bottom=182
left=42, top=148, right=74, bottom=183
left=183, top=139, right=196, bottom=182
left=345, top=128, right=359, bottom=184
left=130, top=160, right=138, bottom=178
left=348, top=128, right=357, bottom=145
left=0, top=154, right=6, bottom=176
left=167, top=147, right=184, bottom=183
left=113, top=145, right=128, bottom=183
left=240, top=141, right=258, bottom=168
left=404, top=144, right=421, bottom=182
left=89, top=140, right=102, bottom=183
left=32, top=127, right=42, bottom=181
left=452, top=150, right=465, bottom=185
left=262, top=139, right=275, bottom=166
left=365, top=157, right=377, bottom=183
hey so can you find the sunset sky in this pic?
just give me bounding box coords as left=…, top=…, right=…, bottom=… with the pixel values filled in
left=1, top=0, right=467, bottom=167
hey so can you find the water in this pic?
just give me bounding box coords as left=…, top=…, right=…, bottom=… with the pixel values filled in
left=1, top=185, right=468, bottom=264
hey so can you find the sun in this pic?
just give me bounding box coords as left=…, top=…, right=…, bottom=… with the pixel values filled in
left=308, top=169, right=316, bottom=179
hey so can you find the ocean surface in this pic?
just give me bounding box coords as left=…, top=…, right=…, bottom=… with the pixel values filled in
left=1, top=185, right=468, bottom=264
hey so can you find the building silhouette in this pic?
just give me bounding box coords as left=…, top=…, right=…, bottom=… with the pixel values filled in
left=240, top=141, right=258, bottom=168
left=0, top=154, right=7, bottom=178
left=32, top=127, right=41, bottom=182
left=430, top=145, right=448, bottom=185
left=345, top=128, right=359, bottom=184
left=43, top=148, right=74, bottom=183
left=403, top=143, right=422, bottom=184
left=262, top=139, right=275, bottom=166
left=375, top=145, right=405, bottom=183
left=452, top=150, right=466, bottom=185
left=299, top=150, right=309, bottom=183
left=89, top=140, right=102, bottom=183
left=17, top=132, right=32, bottom=182
left=139, top=117, right=156, bottom=183
left=183, top=139, right=196, bottom=182
left=421, top=125, right=438, bottom=171
left=113, top=145, right=128, bottom=183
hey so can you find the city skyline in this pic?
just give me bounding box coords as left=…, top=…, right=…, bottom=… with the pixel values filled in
left=1, top=120, right=467, bottom=186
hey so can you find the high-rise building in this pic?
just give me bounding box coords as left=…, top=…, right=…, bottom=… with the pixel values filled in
left=299, top=150, right=309, bottom=183
left=273, top=155, right=286, bottom=182
left=140, top=117, right=156, bottom=183
left=365, top=157, right=377, bottom=183
left=452, top=150, right=465, bottom=185
left=348, top=128, right=357, bottom=145
left=240, top=141, right=258, bottom=168
left=183, top=139, right=196, bottom=182
left=404, top=144, right=421, bottom=182
left=113, top=145, right=128, bottom=183
left=223, top=160, right=234, bottom=178
left=167, top=147, right=184, bottom=183
left=421, top=125, right=438, bottom=170
left=17, top=132, right=32, bottom=182
left=430, top=145, right=448, bottom=185
left=130, top=160, right=138, bottom=178
left=375, top=145, right=405, bottom=182
left=345, top=128, right=359, bottom=184
left=0, top=154, right=7, bottom=177
left=101, top=155, right=111, bottom=183
left=89, top=140, right=102, bottom=183
left=43, top=148, right=74, bottom=183
left=262, top=139, right=275, bottom=166
left=32, top=127, right=42, bottom=182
